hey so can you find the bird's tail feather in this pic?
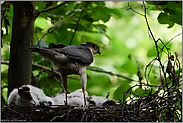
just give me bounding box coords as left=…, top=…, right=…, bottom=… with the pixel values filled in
left=29, top=48, right=68, bottom=63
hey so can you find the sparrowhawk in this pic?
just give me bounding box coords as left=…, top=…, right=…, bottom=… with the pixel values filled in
left=29, top=42, right=101, bottom=106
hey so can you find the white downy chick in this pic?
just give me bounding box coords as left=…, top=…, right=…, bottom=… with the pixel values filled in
left=39, top=96, right=55, bottom=106
left=25, top=85, right=46, bottom=105
left=67, top=89, right=88, bottom=107
left=7, top=85, right=38, bottom=106
left=7, top=88, right=19, bottom=105
left=88, top=95, right=108, bottom=107
left=87, top=95, right=118, bottom=107
left=52, top=93, right=65, bottom=106
left=52, top=89, right=88, bottom=107
left=7, top=85, right=54, bottom=106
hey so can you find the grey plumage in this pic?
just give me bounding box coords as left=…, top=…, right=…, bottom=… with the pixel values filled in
left=29, top=42, right=101, bottom=106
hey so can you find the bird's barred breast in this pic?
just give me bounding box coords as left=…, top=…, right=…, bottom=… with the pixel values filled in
left=54, top=61, right=88, bottom=75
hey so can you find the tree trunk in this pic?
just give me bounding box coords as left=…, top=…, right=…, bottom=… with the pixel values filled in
left=8, top=2, right=36, bottom=96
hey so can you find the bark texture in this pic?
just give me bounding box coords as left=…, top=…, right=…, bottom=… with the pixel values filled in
left=8, top=2, right=36, bottom=95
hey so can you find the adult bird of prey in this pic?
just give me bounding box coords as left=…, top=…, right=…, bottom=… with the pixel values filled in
left=29, top=42, right=101, bottom=107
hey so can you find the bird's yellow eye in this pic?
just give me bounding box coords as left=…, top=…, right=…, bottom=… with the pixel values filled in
left=94, top=46, right=98, bottom=50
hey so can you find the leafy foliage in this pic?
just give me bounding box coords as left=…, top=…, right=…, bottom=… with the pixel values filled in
left=1, top=2, right=182, bottom=118
left=146, top=1, right=182, bottom=28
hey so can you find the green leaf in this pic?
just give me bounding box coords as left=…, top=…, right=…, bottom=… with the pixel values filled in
left=64, top=23, right=87, bottom=31
left=120, top=58, right=137, bottom=75
left=44, top=1, right=58, bottom=9
left=146, top=1, right=182, bottom=27
left=150, top=1, right=168, bottom=5
left=52, top=25, right=73, bottom=45
left=1, top=93, right=6, bottom=104
left=1, top=71, right=8, bottom=85
left=36, top=1, right=45, bottom=10
left=67, top=1, right=76, bottom=11
left=34, top=27, right=44, bottom=33
left=92, top=1, right=106, bottom=7
left=82, top=13, right=94, bottom=23
left=157, top=12, right=175, bottom=28
left=81, top=35, right=95, bottom=42
left=113, top=80, right=131, bottom=100
left=147, top=47, right=157, bottom=57
left=108, top=8, right=122, bottom=18
left=133, top=88, right=145, bottom=95
left=90, top=7, right=111, bottom=23
left=93, top=24, right=107, bottom=33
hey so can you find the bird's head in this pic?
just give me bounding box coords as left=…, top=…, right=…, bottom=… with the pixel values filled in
left=18, top=85, right=32, bottom=100
left=81, top=42, right=101, bottom=56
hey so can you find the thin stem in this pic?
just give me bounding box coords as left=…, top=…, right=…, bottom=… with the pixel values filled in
left=1, top=60, right=140, bottom=83
left=69, top=2, right=90, bottom=45
left=40, top=1, right=70, bottom=13
left=142, top=1, right=168, bottom=90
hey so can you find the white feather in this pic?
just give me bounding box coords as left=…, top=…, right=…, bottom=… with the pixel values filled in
left=52, top=89, right=88, bottom=107
left=7, top=85, right=54, bottom=106
left=39, top=96, right=55, bottom=106
left=52, top=93, right=65, bottom=106
left=7, top=88, right=18, bottom=105
left=88, top=95, right=107, bottom=107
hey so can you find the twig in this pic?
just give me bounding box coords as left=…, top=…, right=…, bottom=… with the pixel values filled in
left=142, top=2, right=168, bottom=89
left=1, top=60, right=139, bottom=83
left=32, top=62, right=52, bottom=71
left=81, top=111, right=87, bottom=122
left=168, top=32, right=182, bottom=43
left=87, top=66, right=139, bottom=82
left=128, top=2, right=169, bottom=92
left=50, top=113, right=66, bottom=121
left=66, top=109, right=72, bottom=121
left=127, top=3, right=145, bottom=17
left=39, top=1, right=70, bottom=13
left=1, top=60, right=9, bottom=65
left=144, top=58, right=156, bottom=85
left=174, top=52, right=181, bottom=84
left=35, top=7, right=78, bottom=48
left=69, top=2, right=90, bottom=45
left=160, top=32, right=182, bottom=56
left=35, top=26, right=56, bottom=48
left=106, top=92, right=110, bottom=99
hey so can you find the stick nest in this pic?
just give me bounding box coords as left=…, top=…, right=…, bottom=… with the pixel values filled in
left=2, top=85, right=182, bottom=122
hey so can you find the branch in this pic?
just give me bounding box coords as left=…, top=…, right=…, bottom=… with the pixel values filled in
left=1, top=60, right=139, bottom=82
left=35, top=9, right=78, bottom=48
left=87, top=66, right=140, bottom=82
left=35, top=26, right=56, bottom=48
left=69, top=2, right=90, bottom=45
left=39, top=1, right=70, bottom=13
left=142, top=1, right=168, bottom=89
left=127, top=3, right=145, bottom=16
left=1, top=60, right=52, bottom=72
left=128, top=2, right=171, bottom=92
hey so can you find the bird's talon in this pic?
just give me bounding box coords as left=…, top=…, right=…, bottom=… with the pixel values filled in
left=88, top=104, right=95, bottom=106
left=84, top=104, right=95, bottom=107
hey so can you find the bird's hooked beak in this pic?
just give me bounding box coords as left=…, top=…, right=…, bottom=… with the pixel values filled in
left=97, top=50, right=101, bottom=55
left=94, top=48, right=101, bottom=55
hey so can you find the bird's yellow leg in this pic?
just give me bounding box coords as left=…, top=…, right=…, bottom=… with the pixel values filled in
left=83, top=92, right=95, bottom=107
left=83, top=92, right=87, bottom=107
left=60, top=74, right=68, bottom=105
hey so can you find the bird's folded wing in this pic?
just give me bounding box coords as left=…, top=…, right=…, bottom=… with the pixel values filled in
left=30, top=44, right=93, bottom=64
left=60, top=45, right=93, bottom=64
